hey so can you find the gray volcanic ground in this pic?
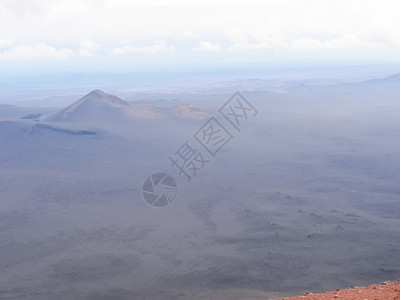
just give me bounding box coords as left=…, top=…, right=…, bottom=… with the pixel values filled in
left=0, top=74, right=400, bottom=299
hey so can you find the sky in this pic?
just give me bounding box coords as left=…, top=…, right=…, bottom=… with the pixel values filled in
left=0, top=0, right=400, bottom=75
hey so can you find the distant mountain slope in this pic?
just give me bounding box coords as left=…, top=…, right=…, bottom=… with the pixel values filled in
left=0, top=119, right=96, bottom=139
left=288, top=71, right=400, bottom=94
left=385, top=72, right=400, bottom=80
left=361, top=72, right=400, bottom=85
left=47, top=89, right=210, bottom=123
left=28, top=123, right=96, bottom=136
left=169, top=104, right=211, bottom=120
left=46, top=89, right=129, bottom=122
left=0, top=104, right=56, bottom=120
left=123, top=104, right=210, bottom=120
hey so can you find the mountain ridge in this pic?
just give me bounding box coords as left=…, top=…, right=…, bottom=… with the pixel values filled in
left=46, top=89, right=129, bottom=122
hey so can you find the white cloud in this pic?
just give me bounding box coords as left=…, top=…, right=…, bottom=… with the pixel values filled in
left=0, top=44, right=75, bottom=62
left=111, top=41, right=175, bottom=55
left=78, top=41, right=103, bottom=57
left=290, top=34, right=393, bottom=52
left=0, top=0, right=399, bottom=64
left=0, top=39, right=13, bottom=49
left=179, top=30, right=197, bottom=39
left=193, top=42, right=221, bottom=51
left=0, top=0, right=55, bottom=17
left=228, top=42, right=273, bottom=51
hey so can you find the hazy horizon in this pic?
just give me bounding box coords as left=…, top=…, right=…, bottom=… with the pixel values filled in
left=1, top=1, right=400, bottom=299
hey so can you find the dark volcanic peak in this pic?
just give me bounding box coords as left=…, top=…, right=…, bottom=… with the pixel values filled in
left=46, top=89, right=129, bottom=122
left=84, top=89, right=129, bottom=107
left=46, top=89, right=211, bottom=123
